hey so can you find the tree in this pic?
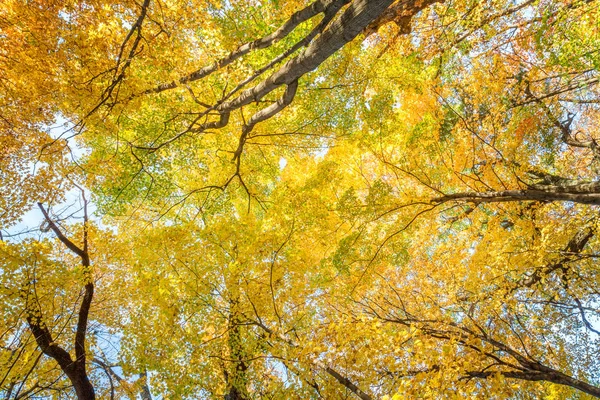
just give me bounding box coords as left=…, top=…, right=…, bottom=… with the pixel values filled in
left=2, top=0, right=600, bottom=399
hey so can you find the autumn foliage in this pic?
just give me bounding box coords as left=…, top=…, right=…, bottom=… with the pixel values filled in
left=1, top=0, right=600, bottom=399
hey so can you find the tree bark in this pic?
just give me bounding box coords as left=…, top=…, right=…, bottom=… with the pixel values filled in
left=224, top=297, right=249, bottom=400
left=217, top=0, right=396, bottom=114
left=467, top=370, right=600, bottom=398
left=431, top=181, right=600, bottom=205
left=29, top=203, right=95, bottom=400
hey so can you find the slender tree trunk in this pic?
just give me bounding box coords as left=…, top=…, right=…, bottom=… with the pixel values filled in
left=224, top=296, right=249, bottom=400
left=29, top=202, right=96, bottom=400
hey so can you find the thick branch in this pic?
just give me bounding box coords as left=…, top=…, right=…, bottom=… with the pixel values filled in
left=75, top=283, right=94, bottom=366
left=138, top=371, right=152, bottom=400
left=25, top=318, right=73, bottom=375
left=233, top=80, right=299, bottom=162
left=431, top=181, right=600, bottom=205
left=467, top=370, right=600, bottom=397
left=217, top=0, right=395, bottom=112
left=364, top=0, right=445, bottom=35
left=134, top=0, right=403, bottom=156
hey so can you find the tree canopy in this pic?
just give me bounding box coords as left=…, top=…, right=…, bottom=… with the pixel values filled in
left=1, top=0, right=600, bottom=399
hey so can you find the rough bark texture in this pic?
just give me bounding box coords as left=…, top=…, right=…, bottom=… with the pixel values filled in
left=216, top=0, right=396, bottom=113
left=364, top=0, right=445, bottom=35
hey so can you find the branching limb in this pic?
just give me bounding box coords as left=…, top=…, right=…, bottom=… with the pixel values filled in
left=85, top=0, right=152, bottom=119
left=431, top=180, right=600, bottom=205
left=370, top=306, right=600, bottom=398
left=233, top=80, right=299, bottom=162
left=147, top=0, right=349, bottom=95
left=30, top=201, right=95, bottom=400
left=517, top=227, right=594, bottom=290
left=134, top=0, right=396, bottom=155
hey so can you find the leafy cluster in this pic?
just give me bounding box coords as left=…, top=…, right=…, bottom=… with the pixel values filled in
left=1, top=0, right=600, bottom=399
